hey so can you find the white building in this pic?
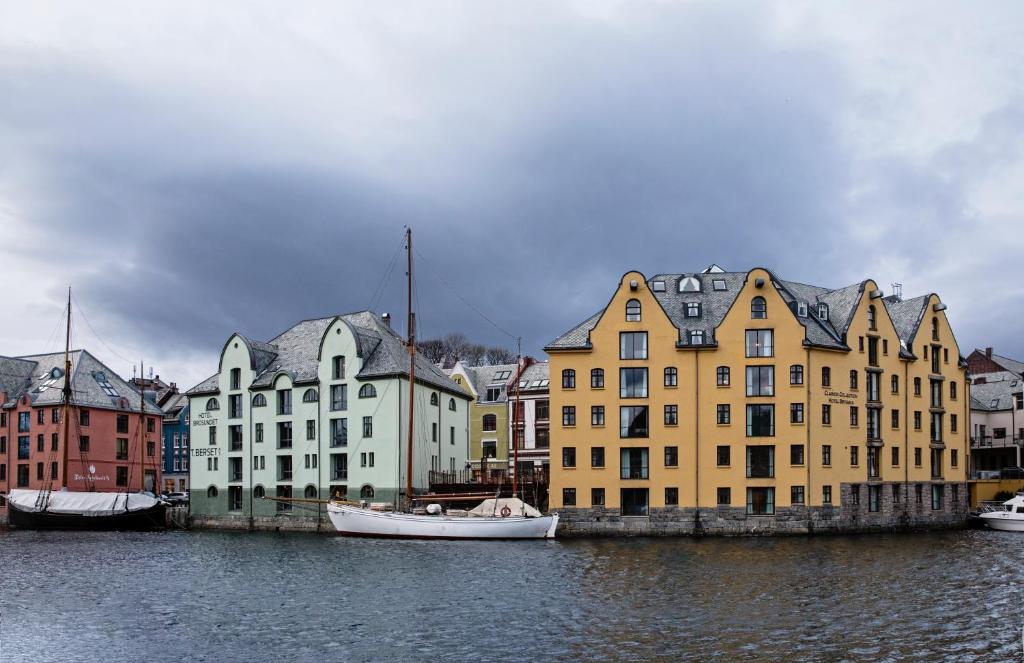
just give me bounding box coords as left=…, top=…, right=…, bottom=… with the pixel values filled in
left=186, top=311, right=471, bottom=529
left=508, top=360, right=550, bottom=480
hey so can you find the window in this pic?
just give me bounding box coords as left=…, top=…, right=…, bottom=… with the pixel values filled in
left=305, top=419, right=316, bottom=441
left=620, top=448, right=649, bottom=479
left=914, top=411, right=922, bottom=431
left=37, top=409, right=44, bottom=425
left=745, top=366, right=774, bottom=396
left=482, top=441, right=497, bottom=459
left=664, top=405, right=678, bottom=426
left=850, top=446, right=859, bottom=466
left=797, top=302, right=808, bottom=317
left=562, top=369, right=576, bottom=389
left=931, top=317, right=940, bottom=342
left=17, top=464, right=28, bottom=487
left=851, top=484, right=860, bottom=506
left=849, top=370, right=858, bottom=390
left=867, top=304, right=877, bottom=331
left=821, top=367, right=831, bottom=387
left=230, top=368, right=241, bottom=390
left=116, top=414, right=129, bottom=434
left=449, top=398, right=457, bottom=412
left=332, top=355, right=346, bottom=380
left=716, top=366, right=730, bottom=386
left=822, top=445, right=831, bottom=465
left=951, top=414, right=958, bottom=433
left=591, top=488, right=606, bottom=506
left=951, top=449, right=958, bottom=467
left=790, top=444, right=804, bottom=465
left=358, top=384, right=377, bottom=399
left=277, top=389, right=292, bottom=415
left=745, top=330, right=773, bottom=358
left=330, top=385, right=348, bottom=411
left=209, top=427, right=217, bottom=446
left=891, top=375, right=899, bottom=394
left=746, top=445, right=774, bottom=478
left=562, top=406, right=576, bottom=426
left=206, top=397, right=220, bottom=412
left=79, top=435, right=89, bottom=453
left=277, top=422, right=292, bottom=449
left=620, top=368, right=648, bottom=398
left=591, top=447, right=605, bottom=468
left=891, top=409, right=899, bottom=429
left=746, top=487, right=774, bottom=515
left=276, top=485, right=293, bottom=511
left=717, top=487, right=731, bottom=506
left=716, top=445, right=730, bottom=466
left=228, top=394, right=242, bottom=419
left=362, top=416, right=373, bottom=438
left=868, top=337, right=879, bottom=367
left=850, top=406, right=859, bottom=427
left=591, top=368, right=605, bottom=389
left=790, top=403, right=804, bottom=424
left=301, top=388, right=319, bottom=403
left=949, top=381, right=957, bottom=400
left=116, top=438, right=129, bottom=460
left=867, top=446, right=879, bottom=478
left=823, top=485, right=832, bottom=504
left=751, top=296, right=767, bottom=319
left=625, top=298, right=641, bottom=321
left=18, top=412, right=29, bottom=432
left=664, top=446, right=679, bottom=467
left=791, top=485, right=805, bottom=505
left=716, top=404, right=731, bottom=425
left=790, top=365, right=803, bottom=385
left=912, top=447, right=922, bottom=467
left=482, top=414, right=497, bottom=432
left=591, top=406, right=605, bottom=426
left=745, top=405, right=774, bottom=437
left=869, top=485, right=881, bottom=512
left=665, top=487, right=679, bottom=506
left=619, top=332, right=648, bottom=360
left=80, top=409, right=89, bottom=426
left=255, top=422, right=264, bottom=444
left=562, top=447, right=576, bottom=468
left=620, top=406, right=649, bottom=438
left=116, top=466, right=128, bottom=487
left=51, top=408, right=59, bottom=424
left=484, top=387, right=502, bottom=402
left=914, top=377, right=921, bottom=396
left=931, top=484, right=944, bottom=510
left=562, top=488, right=576, bottom=506
left=691, top=331, right=707, bottom=346
left=686, top=302, right=701, bottom=318
left=252, top=393, right=267, bottom=407
left=883, top=339, right=888, bottom=355
left=229, top=425, right=243, bottom=451
left=430, top=393, right=439, bottom=406
left=891, top=446, right=900, bottom=466
left=664, top=367, right=678, bottom=387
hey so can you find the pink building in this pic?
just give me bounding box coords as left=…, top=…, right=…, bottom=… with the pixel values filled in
left=0, top=350, right=162, bottom=522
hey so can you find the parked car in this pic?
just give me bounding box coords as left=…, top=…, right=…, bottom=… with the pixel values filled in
left=163, top=492, right=189, bottom=506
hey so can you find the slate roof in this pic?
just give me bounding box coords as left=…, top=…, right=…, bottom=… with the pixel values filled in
left=546, top=269, right=945, bottom=359
left=186, top=311, right=468, bottom=398
left=513, top=361, right=550, bottom=393
left=161, top=392, right=189, bottom=420
left=0, top=350, right=163, bottom=414
left=970, top=375, right=1022, bottom=412
left=972, top=350, right=1024, bottom=377
left=460, top=363, right=517, bottom=402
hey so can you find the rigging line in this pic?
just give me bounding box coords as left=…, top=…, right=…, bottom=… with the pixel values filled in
left=367, top=231, right=407, bottom=313
left=69, top=291, right=135, bottom=366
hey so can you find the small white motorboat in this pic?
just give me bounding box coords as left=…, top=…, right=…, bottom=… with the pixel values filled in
left=978, top=493, right=1024, bottom=531
left=327, top=498, right=559, bottom=539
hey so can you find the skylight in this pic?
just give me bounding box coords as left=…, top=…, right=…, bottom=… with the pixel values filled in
left=712, top=279, right=727, bottom=291
left=494, top=370, right=511, bottom=380
left=652, top=280, right=666, bottom=292
left=539, top=379, right=549, bottom=387
left=94, top=371, right=119, bottom=398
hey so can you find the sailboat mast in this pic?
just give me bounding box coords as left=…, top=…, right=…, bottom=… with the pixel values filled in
left=405, top=227, right=415, bottom=507
left=60, top=287, right=72, bottom=490
left=139, top=359, right=147, bottom=493
left=512, top=338, right=522, bottom=500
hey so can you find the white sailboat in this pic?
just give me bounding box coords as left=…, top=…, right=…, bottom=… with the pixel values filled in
left=327, top=229, right=558, bottom=539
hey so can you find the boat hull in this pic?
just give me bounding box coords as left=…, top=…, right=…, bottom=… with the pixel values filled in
left=979, top=513, right=1024, bottom=532
left=8, top=502, right=167, bottom=531
left=327, top=503, right=558, bottom=539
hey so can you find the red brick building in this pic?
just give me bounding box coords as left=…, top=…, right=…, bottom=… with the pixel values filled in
left=0, top=350, right=162, bottom=521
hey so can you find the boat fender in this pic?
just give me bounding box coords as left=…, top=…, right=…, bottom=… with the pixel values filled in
left=500, top=506, right=512, bottom=517
left=426, top=503, right=443, bottom=515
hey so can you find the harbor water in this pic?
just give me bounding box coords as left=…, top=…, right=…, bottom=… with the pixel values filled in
left=0, top=528, right=1020, bottom=662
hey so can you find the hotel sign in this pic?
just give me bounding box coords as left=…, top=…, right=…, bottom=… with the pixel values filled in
left=193, top=412, right=217, bottom=427
left=824, top=390, right=856, bottom=406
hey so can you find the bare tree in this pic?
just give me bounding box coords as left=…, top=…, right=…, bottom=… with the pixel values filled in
left=462, top=343, right=487, bottom=365
left=485, top=346, right=516, bottom=365
left=441, top=332, right=470, bottom=361
left=416, top=338, right=446, bottom=364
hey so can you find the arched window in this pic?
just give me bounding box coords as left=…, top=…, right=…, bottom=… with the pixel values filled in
left=302, top=388, right=319, bottom=403
left=207, top=486, right=219, bottom=499
left=253, top=485, right=265, bottom=499
left=817, top=303, right=829, bottom=320
left=867, top=305, right=877, bottom=331
left=304, top=485, right=318, bottom=499
left=358, top=384, right=377, bottom=399
left=932, top=317, right=939, bottom=341
left=751, top=297, right=767, bottom=319
left=849, top=370, right=858, bottom=390
left=591, top=368, right=604, bottom=389
left=252, top=393, right=267, bottom=407
left=360, top=485, right=375, bottom=499
left=482, top=414, right=497, bottom=432
left=664, top=367, right=678, bottom=387
left=562, top=369, right=576, bottom=389
left=430, top=393, right=439, bottom=406
left=205, top=398, right=219, bottom=411
left=448, top=398, right=457, bottom=411
left=625, top=298, right=641, bottom=322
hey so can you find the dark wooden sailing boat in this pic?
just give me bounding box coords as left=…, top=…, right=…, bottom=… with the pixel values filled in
left=7, top=289, right=166, bottom=530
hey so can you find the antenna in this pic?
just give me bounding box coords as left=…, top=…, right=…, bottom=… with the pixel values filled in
left=890, top=282, right=903, bottom=301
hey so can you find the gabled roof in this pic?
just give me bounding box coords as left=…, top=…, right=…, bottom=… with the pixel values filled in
left=971, top=350, right=1024, bottom=376
left=883, top=295, right=930, bottom=357
left=186, top=310, right=469, bottom=398
left=970, top=375, right=1022, bottom=412
left=511, top=361, right=550, bottom=393
left=1, top=350, right=162, bottom=414
left=460, top=363, right=517, bottom=401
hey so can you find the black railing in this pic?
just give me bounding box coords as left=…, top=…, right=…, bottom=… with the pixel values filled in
left=620, top=466, right=649, bottom=480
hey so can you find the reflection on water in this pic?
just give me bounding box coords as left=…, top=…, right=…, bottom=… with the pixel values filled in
left=0, top=529, right=1018, bottom=661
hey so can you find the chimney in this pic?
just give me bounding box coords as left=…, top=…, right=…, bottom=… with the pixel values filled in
left=986, top=347, right=993, bottom=358
left=382, top=312, right=391, bottom=328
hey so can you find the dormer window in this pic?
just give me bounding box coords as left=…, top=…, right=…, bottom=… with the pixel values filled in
left=689, top=330, right=705, bottom=345
left=817, top=303, right=829, bottom=320
left=797, top=302, right=808, bottom=317
left=751, top=297, right=767, bottom=319
left=679, top=276, right=701, bottom=292
left=686, top=302, right=701, bottom=318
left=625, top=299, right=641, bottom=322
left=651, top=280, right=666, bottom=292
left=712, top=279, right=727, bottom=291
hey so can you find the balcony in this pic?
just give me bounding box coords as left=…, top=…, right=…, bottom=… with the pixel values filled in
left=229, top=440, right=243, bottom=452
left=620, top=465, right=649, bottom=480
left=331, top=470, right=348, bottom=481
left=972, top=435, right=1022, bottom=449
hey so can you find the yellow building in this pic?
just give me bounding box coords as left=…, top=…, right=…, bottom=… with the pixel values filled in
left=546, top=267, right=969, bottom=535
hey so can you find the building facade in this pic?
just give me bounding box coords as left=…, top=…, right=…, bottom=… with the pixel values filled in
left=965, top=349, right=1024, bottom=476
left=546, top=267, right=970, bottom=536
left=161, top=393, right=190, bottom=494
left=186, top=311, right=471, bottom=531
left=508, top=360, right=551, bottom=481
left=0, top=350, right=163, bottom=524
left=447, top=362, right=515, bottom=480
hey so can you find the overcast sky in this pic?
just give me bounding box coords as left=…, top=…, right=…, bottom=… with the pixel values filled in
left=1, top=2, right=1022, bottom=389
